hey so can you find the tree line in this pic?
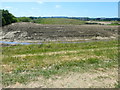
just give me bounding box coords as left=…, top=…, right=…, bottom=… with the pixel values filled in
left=1, top=9, right=120, bottom=26
left=1, top=9, right=33, bottom=26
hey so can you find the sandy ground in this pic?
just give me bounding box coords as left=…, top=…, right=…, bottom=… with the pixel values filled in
left=5, top=68, right=118, bottom=88
left=86, top=21, right=113, bottom=25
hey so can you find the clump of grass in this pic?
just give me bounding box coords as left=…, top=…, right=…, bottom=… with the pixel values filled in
left=86, top=58, right=99, bottom=64
left=114, top=81, right=120, bottom=88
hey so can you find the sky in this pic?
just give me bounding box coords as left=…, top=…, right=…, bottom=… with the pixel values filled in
left=0, top=2, right=118, bottom=18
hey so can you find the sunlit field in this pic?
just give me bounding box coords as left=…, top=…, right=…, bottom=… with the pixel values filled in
left=2, top=40, right=118, bottom=87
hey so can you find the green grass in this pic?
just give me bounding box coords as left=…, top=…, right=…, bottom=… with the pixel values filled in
left=2, top=40, right=118, bottom=55
left=2, top=40, right=118, bottom=86
left=109, top=23, right=120, bottom=25
left=114, top=81, right=120, bottom=88
left=108, top=21, right=120, bottom=25
left=32, top=18, right=86, bottom=25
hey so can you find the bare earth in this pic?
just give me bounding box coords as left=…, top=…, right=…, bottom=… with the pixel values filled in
left=6, top=68, right=118, bottom=88
left=1, top=22, right=118, bottom=42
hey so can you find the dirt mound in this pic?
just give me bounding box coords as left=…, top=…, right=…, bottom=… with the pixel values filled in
left=1, top=22, right=118, bottom=42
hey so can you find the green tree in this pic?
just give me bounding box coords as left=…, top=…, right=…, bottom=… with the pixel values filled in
left=1, top=9, right=17, bottom=26
left=2, top=17, right=6, bottom=26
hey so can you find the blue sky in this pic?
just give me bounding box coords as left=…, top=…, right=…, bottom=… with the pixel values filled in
left=0, top=2, right=118, bottom=18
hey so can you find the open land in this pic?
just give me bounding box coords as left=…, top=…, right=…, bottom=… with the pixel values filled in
left=1, top=22, right=118, bottom=43
left=1, top=22, right=119, bottom=88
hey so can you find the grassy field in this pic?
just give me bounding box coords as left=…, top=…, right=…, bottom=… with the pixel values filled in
left=2, top=40, right=118, bottom=87
left=31, top=18, right=120, bottom=25
left=32, top=18, right=86, bottom=25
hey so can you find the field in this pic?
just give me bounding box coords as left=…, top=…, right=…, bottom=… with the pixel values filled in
left=2, top=40, right=118, bottom=88
left=32, top=18, right=86, bottom=25
left=1, top=21, right=119, bottom=88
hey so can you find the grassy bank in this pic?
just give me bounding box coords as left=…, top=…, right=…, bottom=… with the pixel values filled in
left=2, top=40, right=118, bottom=86
left=32, top=18, right=86, bottom=25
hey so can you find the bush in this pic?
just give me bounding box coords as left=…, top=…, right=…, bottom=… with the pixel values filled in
left=1, top=9, right=18, bottom=26
left=18, top=17, right=31, bottom=22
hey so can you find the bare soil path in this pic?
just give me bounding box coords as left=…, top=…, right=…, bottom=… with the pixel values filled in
left=6, top=68, right=118, bottom=88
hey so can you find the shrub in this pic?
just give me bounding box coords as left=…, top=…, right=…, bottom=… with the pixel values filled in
left=1, top=9, right=17, bottom=26
left=18, top=17, right=32, bottom=22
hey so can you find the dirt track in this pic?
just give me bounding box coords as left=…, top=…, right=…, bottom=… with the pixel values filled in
left=1, top=22, right=118, bottom=42
left=6, top=68, right=117, bottom=88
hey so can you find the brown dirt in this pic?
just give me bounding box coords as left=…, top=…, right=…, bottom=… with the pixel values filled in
left=6, top=68, right=118, bottom=88
left=1, top=22, right=118, bottom=42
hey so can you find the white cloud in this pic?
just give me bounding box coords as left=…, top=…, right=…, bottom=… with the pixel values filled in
left=55, top=5, right=61, bottom=8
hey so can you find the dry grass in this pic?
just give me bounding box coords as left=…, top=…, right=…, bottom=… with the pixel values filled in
left=2, top=40, right=118, bottom=87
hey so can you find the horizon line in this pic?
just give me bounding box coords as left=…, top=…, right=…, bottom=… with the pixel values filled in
left=16, top=16, right=119, bottom=18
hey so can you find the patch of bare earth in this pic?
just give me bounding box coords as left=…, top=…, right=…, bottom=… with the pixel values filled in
left=2, top=22, right=118, bottom=42
left=6, top=68, right=118, bottom=88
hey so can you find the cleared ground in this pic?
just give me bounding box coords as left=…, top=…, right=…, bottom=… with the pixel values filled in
left=1, top=22, right=118, bottom=42
left=6, top=68, right=117, bottom=88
